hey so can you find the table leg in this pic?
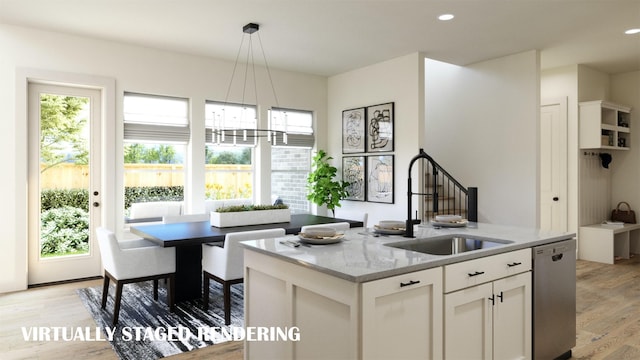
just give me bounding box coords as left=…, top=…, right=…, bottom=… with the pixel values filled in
left=174, top=244, right=203, bottom=302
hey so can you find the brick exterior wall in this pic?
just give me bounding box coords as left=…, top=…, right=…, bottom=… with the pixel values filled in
left=271, top=147, right=311, bottom=213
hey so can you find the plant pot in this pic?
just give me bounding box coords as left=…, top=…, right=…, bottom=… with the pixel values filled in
left=210, top=208, right=291, bottom=228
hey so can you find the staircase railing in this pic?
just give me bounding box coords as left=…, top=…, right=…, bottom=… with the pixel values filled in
left=405, top=149, right=477, bottom=237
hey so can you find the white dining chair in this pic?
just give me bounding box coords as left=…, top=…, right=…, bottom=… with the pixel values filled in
left=336, top=210, right=369, bottom=229
left=202, top=228, right=286, bottom=324
left=301, top=222, right=351, bottom=233
left=96, top=227, right=176, bottom=326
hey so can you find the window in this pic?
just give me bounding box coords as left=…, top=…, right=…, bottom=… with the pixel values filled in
left=270, top=108, right=314, bottom=213
left=123, top=93, right=188, bottom=219
left=204, top=101, right=255, bottom=200
left=270, top=107, right=315, bottom=148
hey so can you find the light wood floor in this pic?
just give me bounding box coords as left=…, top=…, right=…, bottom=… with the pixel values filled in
left=572, top=256, right=640, bottom=359
left=1, top=257, right=638, bottom=359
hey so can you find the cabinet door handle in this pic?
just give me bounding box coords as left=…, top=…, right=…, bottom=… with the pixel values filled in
left=488, top=294, right=495, bottom=305
left=400, top=280, right=421, bottom=287
left=507, top=262, right=522, bottom=267
left=467, top=271, right=485, bottom=277
left=497, top=291, right=504, bottom=303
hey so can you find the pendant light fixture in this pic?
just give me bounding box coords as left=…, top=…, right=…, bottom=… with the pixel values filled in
left=211, top=22, right=288, bottom=146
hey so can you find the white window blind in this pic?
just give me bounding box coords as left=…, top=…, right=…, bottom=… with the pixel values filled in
left=270, top=107, right=315, bottom=148
left=205, top=101, right=257, bottom=147
left=123, top=92, right=190, bottom=143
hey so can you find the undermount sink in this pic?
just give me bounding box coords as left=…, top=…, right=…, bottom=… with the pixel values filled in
left=385, top=236, right=513, bottom=256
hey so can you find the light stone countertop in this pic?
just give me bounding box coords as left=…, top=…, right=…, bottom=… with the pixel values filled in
left=239, top=222, right=575, bottom=283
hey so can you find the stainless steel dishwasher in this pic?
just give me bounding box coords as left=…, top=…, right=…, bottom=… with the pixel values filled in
left=533, top=238, right=576, bottom=360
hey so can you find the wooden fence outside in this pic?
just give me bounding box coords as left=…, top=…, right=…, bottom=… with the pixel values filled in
left=40, top=163, right=253, bottom=191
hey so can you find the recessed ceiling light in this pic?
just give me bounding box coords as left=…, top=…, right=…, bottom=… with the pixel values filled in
left=438, top=14, right=455, bottom=21
left=625, top=28, right=640, bottom=35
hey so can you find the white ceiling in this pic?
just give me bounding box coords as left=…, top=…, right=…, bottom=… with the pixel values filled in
left=0, top=0, right=638, bottom=76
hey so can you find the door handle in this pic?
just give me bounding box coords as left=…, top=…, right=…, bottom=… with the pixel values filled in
left=553, top=197, right=559, bottom=201
left=93, top=202, right=100, bottom=207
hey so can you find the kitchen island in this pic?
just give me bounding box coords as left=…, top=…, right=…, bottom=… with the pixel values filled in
left=240, top=222, right=575, bottom=359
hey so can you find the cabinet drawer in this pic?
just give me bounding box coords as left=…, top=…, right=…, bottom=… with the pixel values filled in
left=444, top=248, right=531, bottom=293
left=363, top=267, right=442, bottom=295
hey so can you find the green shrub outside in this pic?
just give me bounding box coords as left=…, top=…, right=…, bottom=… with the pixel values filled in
left=41, top=189, right=90, bottom=212
left=124, top=186, right=184, bottom=209
left=40, top=206, right=89, bottom=256
left=39, top=186, right=183, bottom=256
left=41, top=186, right=185, bottom=212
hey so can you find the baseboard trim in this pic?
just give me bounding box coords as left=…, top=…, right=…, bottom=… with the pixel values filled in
left=29, top=275, right=103, bottom=288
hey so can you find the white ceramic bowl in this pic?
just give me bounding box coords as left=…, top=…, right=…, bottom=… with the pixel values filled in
left=378, top=220, right=405, bottom=229
left=303, top=227, right=337, bottom=237
left=434, top=215, right=462, bottom=222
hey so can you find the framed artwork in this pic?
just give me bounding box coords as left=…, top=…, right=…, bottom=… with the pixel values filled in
left=342, top=107, right=366, bottom=153
left=367, top=155, right=394, bottom=204
left=366, top=102, right=394, bottom=152
left=342, top=156, right=366, bottom=201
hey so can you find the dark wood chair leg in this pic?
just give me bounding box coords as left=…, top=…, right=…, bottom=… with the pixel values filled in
left=224, top=281, right=231, bottom=325
left=153, top=279, right=159, bottom=301
left=101, top=274, right=110, bottom=309
left=203, top=272, right=210, bottom=311
left=113, top=282, right=124, bottom=326
left=168, top=274, right=175, bottom=312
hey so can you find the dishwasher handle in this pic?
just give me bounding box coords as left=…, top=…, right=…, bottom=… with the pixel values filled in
left=552, top=253, right=564, bottom=262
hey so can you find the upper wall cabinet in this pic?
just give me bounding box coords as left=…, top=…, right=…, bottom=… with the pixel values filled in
left=580, top=100, right=632, bottom=150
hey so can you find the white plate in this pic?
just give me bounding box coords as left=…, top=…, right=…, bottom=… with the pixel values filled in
left=378, top=220, right=405, bottom=229
left=303, top=227, right=337, bottom=237
left=298, top=233, right=344, bottom=245
left=431, top=219, right=468, bottom=228
left=435, top=214, right=462, bottom=222
left=373, top=225, right=406, bottom=235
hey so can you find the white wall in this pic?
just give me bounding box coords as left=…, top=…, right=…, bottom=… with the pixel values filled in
left=610, top=71, right=640, bottom=213
left=576, top=65, right=614, bottom=226
left=541, top=66, right=639, bottom=230
left=0, top=24, right=327, bottom=293
left=578, top=66, right=611, bottom=102
left=574, top=66, right=636, bottom=227
left=425, top=51, right=540, bottom=227
left=328, top=53, right=425, bottom=226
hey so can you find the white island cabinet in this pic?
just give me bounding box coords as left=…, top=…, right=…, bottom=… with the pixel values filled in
left=361, top=268, right=443, bottom=359
left=241, top=224, right=573, bottom=360
left=444, top=249, right=531, bottom=360
left=244, top=250, right=442, bottom=359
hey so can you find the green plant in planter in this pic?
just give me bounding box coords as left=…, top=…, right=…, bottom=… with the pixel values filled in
left=306, top=150, right=350, bottom=217
left=215, top=204, right=289, bottom=213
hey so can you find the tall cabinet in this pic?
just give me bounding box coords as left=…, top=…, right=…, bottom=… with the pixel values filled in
left=579, top=100, right=632, bottom=150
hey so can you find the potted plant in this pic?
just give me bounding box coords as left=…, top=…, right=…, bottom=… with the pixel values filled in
left=210, top=204, right=290, bottom=228
left=306, top=150, right=350, bottom=217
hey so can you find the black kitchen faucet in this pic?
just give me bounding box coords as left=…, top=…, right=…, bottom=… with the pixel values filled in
left=405, top=148, right=428, bottom=237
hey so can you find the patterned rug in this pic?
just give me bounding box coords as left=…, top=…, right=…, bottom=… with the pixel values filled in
left=77, top=280, right=244, bottom=359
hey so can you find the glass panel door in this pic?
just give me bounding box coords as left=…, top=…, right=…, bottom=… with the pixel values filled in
left=28, top=83, right=102, bottom=284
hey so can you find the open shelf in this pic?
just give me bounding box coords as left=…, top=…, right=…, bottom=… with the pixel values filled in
left=580, top=100, right=632, bottom=150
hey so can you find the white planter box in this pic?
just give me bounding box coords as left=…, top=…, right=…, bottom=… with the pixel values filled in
left=210, top=208, right=291, bottom=228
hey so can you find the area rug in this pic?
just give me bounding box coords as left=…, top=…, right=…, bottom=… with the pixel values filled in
left=77, top=281, right=244, bottom=359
